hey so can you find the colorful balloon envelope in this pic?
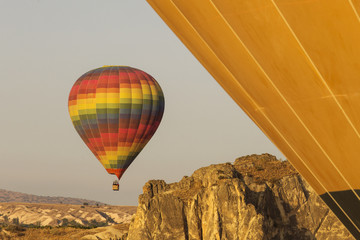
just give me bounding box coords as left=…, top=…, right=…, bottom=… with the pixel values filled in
left=68, top=66, right=165, bottom=181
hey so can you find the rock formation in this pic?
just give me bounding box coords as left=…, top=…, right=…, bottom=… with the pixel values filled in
left=0, top=203, right=136, bottom=227
left=127, top=154, right=354, bottom=240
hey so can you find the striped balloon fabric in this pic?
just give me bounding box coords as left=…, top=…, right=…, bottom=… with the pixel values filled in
left=68, top=66, right=165, bottom=180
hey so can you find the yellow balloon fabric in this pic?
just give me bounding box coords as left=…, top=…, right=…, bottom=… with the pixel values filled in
left=147, top=0, right=360, bottom=237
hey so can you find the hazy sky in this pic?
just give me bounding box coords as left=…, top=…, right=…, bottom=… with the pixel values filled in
left=0, top=0, right=284, bottom=205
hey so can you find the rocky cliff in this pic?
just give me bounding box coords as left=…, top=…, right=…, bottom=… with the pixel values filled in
left=127, top=154, right=354, bottom=240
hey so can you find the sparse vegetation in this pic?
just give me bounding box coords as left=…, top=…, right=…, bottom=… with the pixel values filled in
left=12, top=217, right=19, bottom=225
left=89, top=219, right=108, bottom=228
left=0, top=194, right=135, bottom=239
left=5, top=224, right=26, bottom=233
left=0, top=224, right=129, bottom=239
left=234, top=154, right=297, bottom=184
left=61, top=218, right=69, bottom=227
left=0, top=221, right=128, bottom=239
left=59, top=218, right=108, bottom=229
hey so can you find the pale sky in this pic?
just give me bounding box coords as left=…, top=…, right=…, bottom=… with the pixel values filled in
left=0, top=0, right=284, bottom=205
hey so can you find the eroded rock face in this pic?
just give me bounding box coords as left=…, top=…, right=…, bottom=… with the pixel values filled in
left=127, top=154, right=354, bottom=240
left=0, top=203, right=136, bottom=227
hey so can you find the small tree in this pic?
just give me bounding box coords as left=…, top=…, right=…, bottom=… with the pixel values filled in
left=12, top=217, right=19, bottom=225
left=36, top=221, right=41, bottom=228
left=61, top=218, right=69, bottom=227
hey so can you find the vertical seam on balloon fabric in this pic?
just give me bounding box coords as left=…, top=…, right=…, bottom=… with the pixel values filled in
left=69, top=78, right=84, bottom=138
left=106, top=67, right=113, bottom=168
left=271, top=0, right=360, bottom=203
left=73, top=71, right=99, bottom=163
left=121, top=68, right=133, bottom=169
left=348, top=0, right=360, bottom=22
left=84, top=70, right=100, bottom=163
left=125, top=68, right=144, bottom=169
left=194, top=0, right=360, bottom=232
left=91, top=68, right=105, bottom=166
left=71, top=77, right=93, bottom=157
left=117, top=67, right=125, bottom=168
left=151, top=76, right=165, bottom=137
left=129, top=70, right=154, bottom=168
left=147, top=73, right=161, bottom=148
left=114, top=67, right=122, bottom=169
left=140, top=71, right=158, bottom=143
left=126, top=69, right=149, bottom=169
left=95, top=67, right=109, bottom=168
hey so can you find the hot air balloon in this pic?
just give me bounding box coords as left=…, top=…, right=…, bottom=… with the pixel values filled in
left=147, top=0, right=360, bottom=238
left=68, top=66, right=164, bottom=190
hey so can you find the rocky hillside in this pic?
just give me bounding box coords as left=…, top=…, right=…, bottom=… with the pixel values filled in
left=0, top=223, right=130, bottom=240
left=127, top=154, right=354, bottom=240
left=0, top=189, right=105, bottom=205
left=0, top=203, right=136, bottom=227
left=0, top=203, right=136, bottom=239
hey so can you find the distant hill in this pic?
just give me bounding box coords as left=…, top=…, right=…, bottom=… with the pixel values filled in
left=0, top=202, right=136, bottom=239
left=0, top=223, right=130, bottom=240
left=0, top=189, right=105, bottom=205
left=0, top=202, right=137, bottom=227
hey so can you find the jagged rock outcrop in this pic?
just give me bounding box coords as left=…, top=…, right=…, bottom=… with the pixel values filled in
left=127, top=154, right=354, bottom=240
